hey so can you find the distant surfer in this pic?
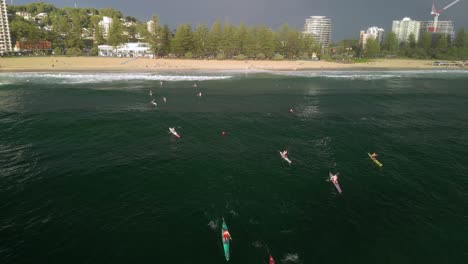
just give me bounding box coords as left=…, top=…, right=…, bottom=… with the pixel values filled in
left=163, top=97, right=167, bottom=103
left=149, top=90, right=153, bottom=96
left=370, top=152, right=378, bottom=160
left=280, top=150, right=292, bottom=164
left=151, top=99, right=157, bottom=107
left=197, top=92, right=202, bottom=97
left=193, top=83, right=197, bottom=88
left=269, top=255, right=275, bottom=264
left=160, top=81, right=163, bottom=87
left=289, top=108, right=294, bottom=113
left=330, top=173, right=338, bottom=184
left=169, top=127, right=180, bottom=138
left=329, top=172, right=342, bottom=194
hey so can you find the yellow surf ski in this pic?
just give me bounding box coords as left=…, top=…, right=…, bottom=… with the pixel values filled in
left=368, top=153, right=383, bottom=167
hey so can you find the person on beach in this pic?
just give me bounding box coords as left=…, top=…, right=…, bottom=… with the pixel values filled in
left=371, top=153, right=378, bottom=159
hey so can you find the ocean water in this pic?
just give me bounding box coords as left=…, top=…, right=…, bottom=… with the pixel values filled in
left=1, top=70, right=468, bottom=264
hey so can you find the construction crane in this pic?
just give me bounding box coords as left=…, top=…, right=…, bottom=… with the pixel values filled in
left=429, top=0, right=461, bottom=32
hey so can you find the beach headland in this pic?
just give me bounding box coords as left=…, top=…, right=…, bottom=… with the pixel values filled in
left=0, top=57, right=465, bottom=72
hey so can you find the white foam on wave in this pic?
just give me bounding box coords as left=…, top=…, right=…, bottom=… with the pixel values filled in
left=0, top=72, right=232, bottom=84
left=283, top=253, right=301, bottom=263
left=268, top=69, right=468, bottom=80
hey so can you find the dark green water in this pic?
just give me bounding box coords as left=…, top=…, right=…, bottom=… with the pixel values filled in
left=1, top=71, right=468, bottom=263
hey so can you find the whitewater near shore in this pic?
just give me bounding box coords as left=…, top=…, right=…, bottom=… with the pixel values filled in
left=0, top=57, right=463, bottom=72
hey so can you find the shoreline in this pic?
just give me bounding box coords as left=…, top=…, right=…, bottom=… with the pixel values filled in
left=0, top=57, right=466, bottom=72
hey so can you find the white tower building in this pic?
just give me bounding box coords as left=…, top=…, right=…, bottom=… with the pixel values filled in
left=392, top=17, right=421, bottom=43
left=359, top=27, right=385, bottom=47
left=303, top=16, right=332, bottom=49
left=99, top=16, right=113, bottom=38
left=0, top=0, right=13, bottom=54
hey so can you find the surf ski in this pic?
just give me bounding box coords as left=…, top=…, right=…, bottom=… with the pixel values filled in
left=368, top=153, right=383, bottom=167
left=221, top=218, right=231, bottom=261
left=169, top=127, right=180, bottom=138
left=279, top=151, right=292, bottom=164
left=329, top=172, right=342, bottom=194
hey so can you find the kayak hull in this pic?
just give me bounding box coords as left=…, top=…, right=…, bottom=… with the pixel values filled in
left=221, top=220, right=230, bottom=261
left=329, top=172, right=342, bottom=194
left=169, top=129, right=181, bottom=138
left=367, top=153, right=383, bottom=167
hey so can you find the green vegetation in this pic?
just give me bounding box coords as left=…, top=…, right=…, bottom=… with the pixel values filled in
left=6, top=2, right=468, bottom=60
left=6, top=2, right=321, bottom=59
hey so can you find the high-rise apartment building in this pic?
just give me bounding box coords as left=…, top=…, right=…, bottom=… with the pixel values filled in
left=0, top=0, right=12, bottom=53
left=303, top=16, right=332, bottom=49
left=392, top=17, right=421, bottom=44
left=359, top=26, right=384, bottom=47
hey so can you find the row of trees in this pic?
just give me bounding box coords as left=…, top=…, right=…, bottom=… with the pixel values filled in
left=7, top=3, right=468, bottom=60
left=7, top=3, right=321, bottom=59
left=154, top=19, right=321, bottom=59
left=359, top=30, right=468, bottom=60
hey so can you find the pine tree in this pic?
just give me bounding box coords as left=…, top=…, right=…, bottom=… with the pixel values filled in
left=382, top=32, right=398, bottom=55
left=147, top=15, right=161, bottom=57
left=364, top=38, right=380, bottom=58
left=159, top=25, right=172, bottom=56
left=208, top=20, right=222, bottom=57
left=193, top=24, right=209, bottom=57
left=173, top=24, right=193, bottom=57
left=108, top=16, right=125, bottom=47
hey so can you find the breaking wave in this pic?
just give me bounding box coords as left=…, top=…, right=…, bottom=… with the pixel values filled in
left=268, top=70, right=468, bottom=80
left=0, top=72, right=232, bottom=84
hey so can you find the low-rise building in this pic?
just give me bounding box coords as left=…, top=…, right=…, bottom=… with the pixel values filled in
left=35, top=12, right=48, bottom=19
left=15, top=11, right=33, bottom=20
left=14, top=39, right=52, bottom=51
left=98, top=42, right=151, bottom=57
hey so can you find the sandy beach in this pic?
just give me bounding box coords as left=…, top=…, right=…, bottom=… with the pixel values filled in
left=0, top=57, right=464, bottom=72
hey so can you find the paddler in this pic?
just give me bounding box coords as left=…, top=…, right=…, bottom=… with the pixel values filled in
left=280, top=150, right=288, bottom=157
left=269, top=255, right=275, bottom=264
left=331, top=174, right=338, bottom=184
left=370, top=152, right=378, bottom=159
left=222, top=229, right=232, bottom=242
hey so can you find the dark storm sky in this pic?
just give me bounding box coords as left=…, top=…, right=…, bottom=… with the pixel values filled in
left=11, top=0, right=468, bottom=41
